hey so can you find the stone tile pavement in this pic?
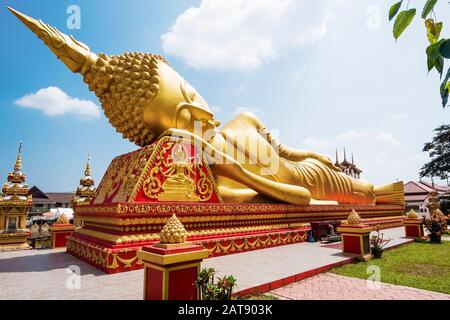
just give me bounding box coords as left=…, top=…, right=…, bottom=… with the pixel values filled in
left=204, top=227, right=412, bottom=293
left=0, top=248, right=142, bottom=300
left=270, top=273, right=450, bottom=300
left=0, top=227, right=443, bottom=300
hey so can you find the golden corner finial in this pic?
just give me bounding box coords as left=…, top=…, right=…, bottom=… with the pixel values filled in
left=56, top=213, right=69, bottom=224
left=159, top=213, right=187, bottom=244
left=8, top=6, right=96, bottom=74
left=347, top=209, right=362, bottom=225
left=14, top=141, right=23, bottom=171
left=406, top=209, right=419, bottom=219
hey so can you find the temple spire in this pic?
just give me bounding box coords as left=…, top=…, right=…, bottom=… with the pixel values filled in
left=335, top=148, right=339, bottom=164
left=2, top=143, right=30, bottom=200
left=351, top=153, right=354, bottom=165
left=343, top=147, right=347, bottom=161
left=72, top=152, right=96, bottom=207
left=84, top=152, right=92, bottom=177
left=14, top=142, right=23, bottom=172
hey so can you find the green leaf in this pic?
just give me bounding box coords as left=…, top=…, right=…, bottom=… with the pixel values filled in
left=425, top=19, right=443, bottom=44
left=427, top=40, right=445, bottom=75
left=422, top=0, right=438, bottom=19
left=427, top=56, right=435, bottom=72
left=389, top=1, right=403, bottom=21
left=440, top=68, right=450, bottom=107
left=426, top=39, right=444, bottom=60
left=441, top=83, right=449, bottom=108
left=439, top=39, right=450, bottom=59
left=393, top=9, right=416, bottom=39
left=435, top=56, right=444, bottom=75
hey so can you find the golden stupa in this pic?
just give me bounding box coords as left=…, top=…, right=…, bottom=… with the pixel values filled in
left=72, top=152, right=96, bottom=206
left=0, top=143, right=32, bottom=250
left=8, top=7, right=405, bottom=206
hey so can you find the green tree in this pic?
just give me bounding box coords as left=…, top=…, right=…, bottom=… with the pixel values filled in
left=420, top=124, right=450, bottom=180
left=389, top=0, right=450, bottom=108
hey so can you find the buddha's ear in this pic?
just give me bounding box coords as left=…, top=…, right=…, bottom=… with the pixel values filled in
left=174, top=102, right=214, bottom=129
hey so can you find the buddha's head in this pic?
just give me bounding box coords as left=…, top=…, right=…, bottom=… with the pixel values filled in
left=83, top=52, right=220, bottom=146
left=142, top=59, right=221, bottom=141
left=9, top=7, right=220, bottom=147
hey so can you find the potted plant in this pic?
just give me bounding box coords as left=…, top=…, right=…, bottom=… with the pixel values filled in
left=216, top=275, right=237, bottom=300
left=370, top=227, right=391, bottom=258
left=423, top=211, right=447, bottom=244
left=194, top=267, right=216, bottom=300
left=195, top=268, right=237, bottom=300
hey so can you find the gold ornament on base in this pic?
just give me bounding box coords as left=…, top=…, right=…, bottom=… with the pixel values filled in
left=56, top=213, right=69, bottom=225
left=159, top=213, right=187, bottom=244
left=347, top=209, right=362, bottom=225
left=406, top=209, right=419, bottom=219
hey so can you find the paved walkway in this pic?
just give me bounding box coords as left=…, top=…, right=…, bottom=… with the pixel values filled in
left=0, top=227, right=444, bottom=300
left=0, top=248, right=141, bottom=300
left=270, top=273, right=450, bottom=300
left=204, top=227, right=411, bottom=293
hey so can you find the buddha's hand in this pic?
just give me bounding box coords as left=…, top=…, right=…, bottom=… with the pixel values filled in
left=310, top=154, right=342, bottom=172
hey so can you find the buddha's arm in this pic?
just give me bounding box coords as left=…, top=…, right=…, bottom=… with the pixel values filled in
left=235, top=112, right=341, bottom=171
left=159, top=128, right=312, bottom=205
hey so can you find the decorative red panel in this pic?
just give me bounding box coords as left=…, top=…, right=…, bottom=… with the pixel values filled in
left=168, top=267, right=198, bottom=300
left=342, top=235, right=361, bottom=255
left=146, top=267, right=164, bottom=300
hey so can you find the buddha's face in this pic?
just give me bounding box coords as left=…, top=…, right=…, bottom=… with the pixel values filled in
left=143, top=61, right=220, bottom=138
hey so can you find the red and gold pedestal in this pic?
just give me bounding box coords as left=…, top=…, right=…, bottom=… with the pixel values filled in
left=403, top=218, right=424, bottom=240
left=50, top=224, right=75, bottom=248
left=0, top=231, right=31, bottom=251
left=66, top=136, right=404, bottom=273
left=137, top=243, right=209, bottom=300
left=337, top=223, right=372, bottom=261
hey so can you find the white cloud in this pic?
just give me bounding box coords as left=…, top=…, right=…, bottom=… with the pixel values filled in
left=162, top=0, right=335, bottom=71
left=337, top=130, right=367, bottom=141
left=374, top=132, right=401, bottom=146
left=337, top=130, right=401, bottom=147
left=14, top=86, right=101, bottom=119
left=293, top=66, right=308, bottom=80
left=233, top=106, right=262, bottom=115
left=210, top=105, right=222, bottom=113
left=392, top=113, right=407, bottom=121
left=301, top=137, right=330, bottom=149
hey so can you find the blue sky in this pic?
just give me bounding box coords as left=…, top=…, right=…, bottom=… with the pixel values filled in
left=0, top=0, right=449, bottom=192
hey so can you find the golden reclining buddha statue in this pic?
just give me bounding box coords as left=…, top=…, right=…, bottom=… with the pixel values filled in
left=8, top=7, right=404, bottom=206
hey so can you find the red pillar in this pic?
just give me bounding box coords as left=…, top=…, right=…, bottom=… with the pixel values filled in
left=337, top=223, right=372, bottom=261
left=137, top=243, right=209, bottom=300
left=403, top=218, right=424, bottom=240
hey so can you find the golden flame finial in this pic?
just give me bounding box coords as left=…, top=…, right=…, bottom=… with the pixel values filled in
left=406, top=209, right=419, bottom=219
left=14, top=141, right=23, bottom=172
left=7, top=6, right=97, bottom=74
left=347, top=209, right=362, bottom=225
left=159, top=213, right=187, bottom=244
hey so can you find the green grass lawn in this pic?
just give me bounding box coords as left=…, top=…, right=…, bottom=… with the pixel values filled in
left=331, top=242, right=450, bottom=294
